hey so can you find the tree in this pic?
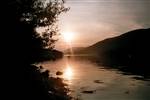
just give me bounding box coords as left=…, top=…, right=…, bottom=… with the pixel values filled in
left=6, top=0, right=69, bottom=63
left=3, top=0, right=71, bottom=100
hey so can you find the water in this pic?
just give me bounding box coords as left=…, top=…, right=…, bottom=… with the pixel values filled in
left=38, top=57, right=150, bottom=100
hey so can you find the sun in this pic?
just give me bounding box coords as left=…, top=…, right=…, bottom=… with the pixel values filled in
left=62, top=32, right=74, bottom=43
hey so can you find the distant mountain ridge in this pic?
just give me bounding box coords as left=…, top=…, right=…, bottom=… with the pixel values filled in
left=69, top=28, right=150, bottom=66
left=64, top=47, right=85, bottom=54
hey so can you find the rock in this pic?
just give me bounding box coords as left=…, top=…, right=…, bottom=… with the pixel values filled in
left=81, top=90, right=96, bottom=94
left=56, top=71, right=63, bottom=75
left=94, top=80, right=104, bottom=84
left=125, top=90, right=130, bottom=94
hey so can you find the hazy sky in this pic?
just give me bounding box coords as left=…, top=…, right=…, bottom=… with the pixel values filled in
left=56, top=0, right=150, bottom=50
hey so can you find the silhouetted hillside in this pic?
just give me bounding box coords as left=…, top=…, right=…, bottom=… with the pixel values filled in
left=76, top=28, right=150, bottom=67
left=33, top=49, right=63, bottom=62
left=72, top=28, right=150, bottom=78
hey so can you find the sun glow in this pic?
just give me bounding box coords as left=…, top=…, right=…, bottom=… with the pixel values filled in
left=64, top=66, right=73, bottom=80
left=62, top=32, right=74, bottom=43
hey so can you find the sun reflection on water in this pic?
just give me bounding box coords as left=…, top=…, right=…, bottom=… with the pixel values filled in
left=63, top=65, right=74, bottom=81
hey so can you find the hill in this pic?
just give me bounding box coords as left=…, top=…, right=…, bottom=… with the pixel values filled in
left=74, top=28, right=150, bottom=67
left=64, top=47, right=85, bottom=54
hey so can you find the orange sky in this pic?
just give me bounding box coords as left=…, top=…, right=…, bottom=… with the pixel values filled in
left=55, top=0, right=150, bottom=50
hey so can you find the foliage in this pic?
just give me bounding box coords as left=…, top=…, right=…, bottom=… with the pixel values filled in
left=7, top=0, right=69, bottom=63
left=4, top=0, right=72, bottom=100
left=18, top=0, right=69, bottom=49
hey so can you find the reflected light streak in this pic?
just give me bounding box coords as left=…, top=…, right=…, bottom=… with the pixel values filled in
left=63, top=65, right=74, bottom=81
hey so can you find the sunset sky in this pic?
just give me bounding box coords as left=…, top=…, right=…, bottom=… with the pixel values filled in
left=56, top=0, right=150, bottom=50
